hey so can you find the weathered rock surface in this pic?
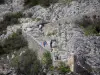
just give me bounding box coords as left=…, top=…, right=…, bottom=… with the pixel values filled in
left=24, top=0, right=100, bottom=22
left=0, top=0, right=100, bottom=75
left=0, top=0, right=24, bottom=19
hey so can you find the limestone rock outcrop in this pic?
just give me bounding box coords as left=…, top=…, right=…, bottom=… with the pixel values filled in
left=0, top=0, right=100, bottom=75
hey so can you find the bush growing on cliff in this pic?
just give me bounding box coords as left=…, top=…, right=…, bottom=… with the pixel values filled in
left=58, top=62, right=70, bottom=74
left=24, top=0, right=39, bottom=7
left=59, top=0, right=73, bottom=4
left=0, top=29, right=27, bottom=55
left=77, top=15, right=100, bottom=36
left=0, top=12, right=24, bottom=35
left=0, top=42, right=4, bottom=55
left=47, top=30, right=57, bottom=36
left=11, top=49, right=42, bottom=75
left=3, top=12, right=23, bottom=25
left=24, top=0, right=57, bottom=7
left=42, top=51, right=52, bottom=70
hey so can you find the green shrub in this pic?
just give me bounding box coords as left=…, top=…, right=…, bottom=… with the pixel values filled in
left=0, top=29, right=27, bottom=55
left=83, top=25, right=98, bottom=36
left=59, top=0, right=73, bottom=4
left=24, top=0, right=57, bottom=7
left=36, top=18, right=42, bottom=21
left=11, top=49, right=42, bottom=75
left=3, top=12, right=24, bottom=25
left=49, top=66, right=55, bottom=71
left=39, top=0, right=51, bottom=7
left=58, top=62, right=70, bottom=74
left=0, top=12, right=24, bottom=35
left=77, top=15, right=100, bottom=36
left=47, top=31, right=57, bottom=36
left=42, top=51, right=52, bottom=70
left=11, top=55, right=19, bottom=67
left=0, top=42, right=4, bottom=55
left=24, top=0, right=39, bottom=7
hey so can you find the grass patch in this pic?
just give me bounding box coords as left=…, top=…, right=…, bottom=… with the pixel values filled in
left=36, top=18, right=42, bottom=21
left=42, top=51, right=52, bottom=70
left=0, top=29, right=27, bottom=55
left=47, top=30, right=57, bottom=36
left=58, top=62, right=70, bottom=74
left=47, top=32, right=56, bottom=36
left=83, top=26, right=99, bottom=36
left=49, top=66, right=55, bottom=71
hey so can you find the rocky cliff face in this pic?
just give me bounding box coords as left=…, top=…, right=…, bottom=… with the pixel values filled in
left=0, top=0, right=24, bottom=19
left=0, top=0, right=100, bottom=75
left=24, top=0, right=100, bottom=21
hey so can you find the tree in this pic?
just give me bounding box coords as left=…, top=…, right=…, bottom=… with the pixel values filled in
left=11, top=49, right=43, bottom=75
left=0, top=29, right=27, bottom=55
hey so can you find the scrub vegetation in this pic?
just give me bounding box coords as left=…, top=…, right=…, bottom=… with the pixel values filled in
left=0, top=12, right=24, bottom=35
left=77, top=15, right=100, bottom=36
left=24, top=0, right=58, bottom=7
left=0, top=29, right=27, bottom=55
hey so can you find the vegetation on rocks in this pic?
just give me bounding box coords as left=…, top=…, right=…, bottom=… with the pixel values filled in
left=77, top=15, right=100, bottom=36
left=2, top=12, right=23, bottom=25
left=24, top=0, right=39, bottom=7
left=0, top=12, right=24, bottom=35
left=42, top=51, right=52, bottom=70
left=11, top=49, right=42, bottom=75
left=11, top=50, right=53, bottom=75
left=49, top=62, right=71, bottom=74
left=24, top=0, right=73, bottom=7
left=59, top=0, right=73, bottom=4
left=58, top=62, right=70, bottom=74
left=0, top=29, right=27, bottom=55
left=24, top=0, right=57, bottom=7
left=47, top=30, right=57, bottom=36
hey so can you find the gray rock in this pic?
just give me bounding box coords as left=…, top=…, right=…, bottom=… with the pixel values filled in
left=0, top=0, right=100, bottom=75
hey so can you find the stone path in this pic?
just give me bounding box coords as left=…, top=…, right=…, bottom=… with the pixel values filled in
left=20, top=17, right=85, bottom=67
left=21, top=19, right=51, bottom=51
left=20, top=18, right=69, bottom=66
